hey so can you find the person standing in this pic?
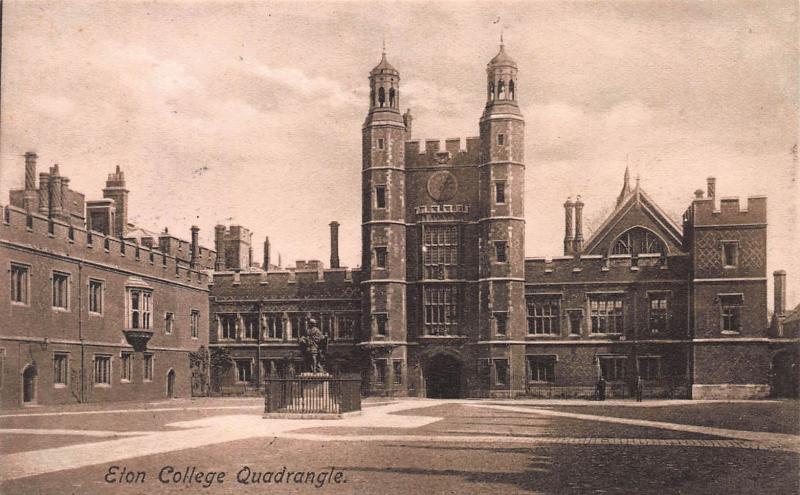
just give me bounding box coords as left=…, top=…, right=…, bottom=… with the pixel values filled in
left=635, top=375, right=643, bottom=402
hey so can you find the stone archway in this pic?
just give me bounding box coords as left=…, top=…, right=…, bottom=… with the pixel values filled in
left=424, top=353, right=463, bottom=398
left=22, top=364, right=37, bottom=404
left=771, top=350, right=799, bottom=398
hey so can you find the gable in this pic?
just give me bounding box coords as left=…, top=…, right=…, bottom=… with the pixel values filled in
left=583, top=190, right=684, bottom=256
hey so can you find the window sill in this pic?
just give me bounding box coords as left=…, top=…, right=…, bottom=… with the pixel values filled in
left=52, top=307, right=70, bottom=313
left=144, top=379, right=153, bottom=383
left=53, top=383, right=67, bottom=389
left=93, top=384, right=111, bottom=388
left=721, top=330, right=741, bottom=335
left=121, top=380, right=132, bottom=384
left=88, top=312, right=103, bottom=317
left=10, top=301, right=30, bottom=307
left=525, top=334, right=561, bottom=338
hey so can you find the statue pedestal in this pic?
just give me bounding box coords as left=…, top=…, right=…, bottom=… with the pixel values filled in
left=282, top=373, right=338, bottom=414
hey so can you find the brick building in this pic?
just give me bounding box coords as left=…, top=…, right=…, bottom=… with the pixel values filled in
left=206, top=42, right=796, bottom=399
left=1, top=154, right=214, bottom=408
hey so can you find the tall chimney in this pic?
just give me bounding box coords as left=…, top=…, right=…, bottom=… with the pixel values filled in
left=329, top=221, right=341, bottom=268
left=774, top=270, right=787, bottom=317
left=563, top=198, right=574, bottom=255
left=190, top=225, right=200, bottom=268
left=573, top=196, right=584, bottom=254
left=263, top=236, right=271, bottom=271
left=403, top=108, right=413, bottom=140
left=214, top=224, right=227, bottom=271
left=38, top=172, right=50, bottom=215
left=49, top=165, right=63, bottom=219
left=24, top=152, right=37, bottom=190
left=60, top=177, right=70, bottom=221
left=23, top=152, right=38, bottom=212
left=103, top=166, right=129, bottom=237
left=707, top=177, right=716, bottom=201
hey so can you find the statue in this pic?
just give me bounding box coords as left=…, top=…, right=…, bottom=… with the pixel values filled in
left=298, top=318, right=328, bottom=374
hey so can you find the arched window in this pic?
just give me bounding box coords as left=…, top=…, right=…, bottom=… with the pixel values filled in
left=498, top=80, right=506, bottom=99
left=389, top=88, right=396, bottom=108
left=489, top=82, right=495, bottom=101
left=509, top=80, right=515, bottom=100
left=378, top=87, right=386, bottom=107
left=611, top=228, right=665, bottom=255
left=370, top=87, right=375, bottom=107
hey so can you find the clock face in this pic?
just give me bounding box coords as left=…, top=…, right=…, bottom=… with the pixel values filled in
left=427, top=171, right=458, bottom=202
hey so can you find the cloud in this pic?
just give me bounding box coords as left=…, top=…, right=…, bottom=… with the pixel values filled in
left=249, top=64, right=359, bottom=109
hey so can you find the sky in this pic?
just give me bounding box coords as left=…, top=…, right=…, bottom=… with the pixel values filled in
left=1, top=1, right=798, bottom=308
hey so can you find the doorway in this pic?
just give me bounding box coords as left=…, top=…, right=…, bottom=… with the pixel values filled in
left=771, top=351, right=799, bottom=398
left=22, top=365, right=37, bottom=404
left=166, top=369, right=176, bottom=399
left=425, top=354, right=462, bottom=398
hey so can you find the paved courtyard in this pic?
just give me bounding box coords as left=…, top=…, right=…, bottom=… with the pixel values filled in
left=1, top=398, right=798, bottom=494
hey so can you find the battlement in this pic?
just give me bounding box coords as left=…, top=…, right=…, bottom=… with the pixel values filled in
left=211, top=267, right=362, bottom=294
left=1, top=204, right=210, bottom=288
left=689, top=196, right=767, bottom=226
left=405, top=137, right=481, bottom=167
left=524, top=253, right=690, bottom=284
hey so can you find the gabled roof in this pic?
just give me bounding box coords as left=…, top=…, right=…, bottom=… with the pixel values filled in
left=582, top=172, right=684, bottom=255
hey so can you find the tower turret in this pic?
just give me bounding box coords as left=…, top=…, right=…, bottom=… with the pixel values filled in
left=478, top=38, right=526, bottom=397
left=361, top=47, right=409, bottom=396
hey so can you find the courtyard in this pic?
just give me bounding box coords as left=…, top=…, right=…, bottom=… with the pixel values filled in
left=0, top=398, right=798, bottom=494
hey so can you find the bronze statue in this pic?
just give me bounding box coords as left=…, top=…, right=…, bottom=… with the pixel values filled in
left=298, top=318, right=328, bottom=373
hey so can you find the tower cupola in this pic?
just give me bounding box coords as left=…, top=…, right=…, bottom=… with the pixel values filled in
left=484, top=36, right=520, bottom=117
left=368, top=48, right=401, bottom=116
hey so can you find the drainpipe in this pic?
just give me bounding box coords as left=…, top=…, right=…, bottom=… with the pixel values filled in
left=78, top=261, right=85, bottom=403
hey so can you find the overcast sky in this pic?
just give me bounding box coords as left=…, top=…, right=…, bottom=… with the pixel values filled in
left=1, top=1, right=797, bottom=308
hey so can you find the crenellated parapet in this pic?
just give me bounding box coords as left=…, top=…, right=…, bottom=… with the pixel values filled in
left=686, top=196, right=767, bottom=227
left=524, top=254, right=690, bottom=284
left=1, top=204, right=210, bottom=288
left=211, top=267, right=363, bottom=300
left=405, top=137, right=481, bottom=168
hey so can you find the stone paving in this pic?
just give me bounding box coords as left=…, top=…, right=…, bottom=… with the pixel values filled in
left=0, top=398, right=798, bottom=493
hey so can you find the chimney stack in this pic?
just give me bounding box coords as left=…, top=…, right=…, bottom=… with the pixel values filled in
left=23, top=152, right=38, bottom=212
left=573, top=196, right=584, bottom=254
left=403, top=108, right=413, bottom=140
left=774, top=270, right=787, bottom=317
left=38, top=172, right=50, bottom=215
left=24, top=152, right=37, bottom=190
left=49, top=165, right=64, bottom=220
left=190, top=225, right=200, bottom=268
left=214, top=225, right=227, bottom=271
left=103, top=166, right=129, bottom=237
left=694, top=189, right=704, bottom=200
left=329, top=221, right=341, bottom=268
left=706, top=177, right=716, bottom=201
left=563, top=198, right=574, bottom=255
left=263, top=236, right=271, bottom=271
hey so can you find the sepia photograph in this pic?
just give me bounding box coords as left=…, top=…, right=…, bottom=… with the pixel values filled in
left=0, top=1, right=798, bottom=493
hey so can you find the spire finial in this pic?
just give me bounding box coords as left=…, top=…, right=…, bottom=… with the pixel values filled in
left=500, top=30, right=504, bottom=47
left=382, top=36, right=386, bottom=55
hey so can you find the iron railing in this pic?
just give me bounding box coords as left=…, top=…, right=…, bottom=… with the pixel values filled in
left=525, top=375, right=690, bottom=400
left=264, top=374, right=362, bottom=414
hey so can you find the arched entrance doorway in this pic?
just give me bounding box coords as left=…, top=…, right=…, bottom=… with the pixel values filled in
left=425, top=354, right=462, bottom=398
left=771, top=351, right=799, bottom=398
left=166, top=369, right=176, bottom=399
left=22, top=365, right=37, bottom=404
